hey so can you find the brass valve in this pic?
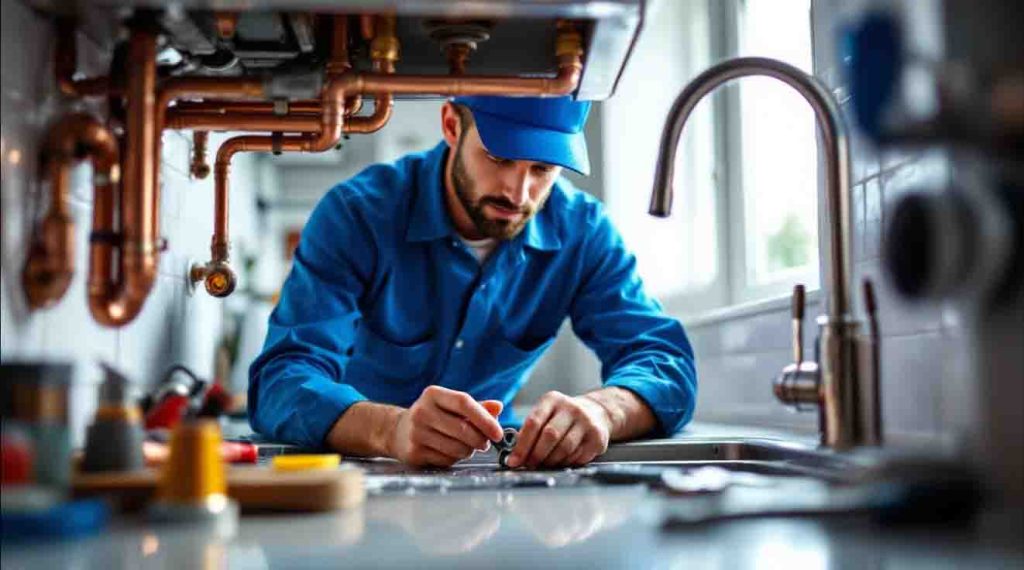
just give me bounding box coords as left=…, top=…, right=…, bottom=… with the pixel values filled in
left=189, top=260, right=237, bottom=298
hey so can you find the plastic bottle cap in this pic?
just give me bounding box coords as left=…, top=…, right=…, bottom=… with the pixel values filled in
left=272, top=454, right=341, bottom=472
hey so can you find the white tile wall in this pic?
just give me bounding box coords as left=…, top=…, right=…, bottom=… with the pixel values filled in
left=0, top=0, right=262, bottom=445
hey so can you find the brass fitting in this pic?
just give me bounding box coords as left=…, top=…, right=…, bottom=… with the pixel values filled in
left=189, top=260, right=237, bottom=298
left=370, top=15, right=400, bottom=64
left=555, top=21, right=584, bottom=59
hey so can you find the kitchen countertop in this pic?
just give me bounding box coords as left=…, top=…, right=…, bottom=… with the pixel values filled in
left=4, top=423, right=1022, bottom=569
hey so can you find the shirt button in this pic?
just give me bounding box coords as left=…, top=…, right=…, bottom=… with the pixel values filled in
left=480, top=283, right=487, bottom=291
left=455, top=338, right=465, bottom=349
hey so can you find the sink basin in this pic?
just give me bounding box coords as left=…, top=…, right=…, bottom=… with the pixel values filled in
left=590, top=438, right=862, bottom=481
left=453, top=438, right=866, bottom=482
left=349, top=438, right=870, bottom=495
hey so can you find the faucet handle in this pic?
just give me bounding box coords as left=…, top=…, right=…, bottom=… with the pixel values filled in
left=792, top=284, right=806, bottom=320
left=862, top=279, right=877, bottom=320
left=791, top=284, right=806, bottom=364
left=861, top=278, right=883, bottom=445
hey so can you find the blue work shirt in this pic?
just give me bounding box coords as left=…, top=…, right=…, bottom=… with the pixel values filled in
left=248, top=141, right=697, bottom=448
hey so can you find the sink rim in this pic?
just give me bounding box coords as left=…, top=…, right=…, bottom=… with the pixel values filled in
left=457, top=437, right=868, bottom=480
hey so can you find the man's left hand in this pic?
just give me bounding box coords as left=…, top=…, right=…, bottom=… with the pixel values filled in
left=506, top=391, right=612, bottom=468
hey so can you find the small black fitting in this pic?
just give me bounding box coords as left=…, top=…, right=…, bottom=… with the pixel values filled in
left=494, top=427, right=518, bottom=470
left=498, top=449, right=512, bottom=469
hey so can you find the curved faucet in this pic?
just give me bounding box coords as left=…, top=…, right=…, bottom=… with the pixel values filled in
left=649, top=57, right=881, bottom=449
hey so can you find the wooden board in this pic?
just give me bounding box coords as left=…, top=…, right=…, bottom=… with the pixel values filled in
left=72, top=465, right=365, bottom=512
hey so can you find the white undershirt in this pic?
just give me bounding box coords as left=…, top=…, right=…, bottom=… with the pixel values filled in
left=459, top=235, right=499, bottom=264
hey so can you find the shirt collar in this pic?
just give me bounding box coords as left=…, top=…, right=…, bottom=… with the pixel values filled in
left=405, top=140, right=562, bottom=252
left=405, top=142, right=454, bottom=243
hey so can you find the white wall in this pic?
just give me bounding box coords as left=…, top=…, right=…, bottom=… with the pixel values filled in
left=0, top=0, right=264, bottom=444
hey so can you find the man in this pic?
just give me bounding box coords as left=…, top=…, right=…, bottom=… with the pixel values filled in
left=249, top=95, right=697, bottom=469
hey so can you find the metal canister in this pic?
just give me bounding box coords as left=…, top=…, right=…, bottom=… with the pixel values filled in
left=0, top=363, right=72, bottom=488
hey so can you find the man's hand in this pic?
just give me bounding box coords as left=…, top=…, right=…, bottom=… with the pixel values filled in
left=506, top=391, right=612, bottom=469
left=387, top=385, right=505, bottom=468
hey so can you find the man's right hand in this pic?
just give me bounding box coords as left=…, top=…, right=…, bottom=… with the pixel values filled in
left=387, top=385, right=504, bottom=467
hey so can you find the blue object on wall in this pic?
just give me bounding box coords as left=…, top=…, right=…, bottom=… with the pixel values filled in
left=843, top=12, right=903, bottom=141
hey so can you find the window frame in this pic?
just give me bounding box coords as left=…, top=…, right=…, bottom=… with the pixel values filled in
left=662, top=0, right=822, bottom=319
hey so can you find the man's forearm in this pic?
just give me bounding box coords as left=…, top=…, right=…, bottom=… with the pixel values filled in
left=581, top=386, right=657, bottom=441
left=325, top=401, right=403, bottom=457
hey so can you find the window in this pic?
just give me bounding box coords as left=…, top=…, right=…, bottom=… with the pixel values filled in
left=602, top=0, right=720, bottom=302
left=734, top=0, right=819, bottom=302
left=602, top=0, right=819, bottom=317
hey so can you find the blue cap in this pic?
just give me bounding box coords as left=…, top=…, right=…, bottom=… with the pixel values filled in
left=451, top=96, right=591, bottom=176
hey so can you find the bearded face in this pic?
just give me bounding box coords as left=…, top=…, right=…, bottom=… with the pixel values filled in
left=445, top=110, right=560, bottom=241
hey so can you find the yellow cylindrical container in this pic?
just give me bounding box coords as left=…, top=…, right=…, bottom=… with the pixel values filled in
left=150, top=419, right=238, bottom=533
left=157, top=419, right=227, bottom=504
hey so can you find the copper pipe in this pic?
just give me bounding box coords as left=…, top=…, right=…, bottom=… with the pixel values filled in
left=359, top=14, right=375, bottom=41
left=23, top=113, right=120, bottom=309
left=167, top=112, right=322, bottom=133
left=346, top=94, right=393, bottom=133
left=345, top=54, right=582, bottom=96
left=157, top=77, right=267, bottom=111
left=54, top=17, right=113, bottom=97
left=327, top=15, right=351, bottom=75
left=345, top=94, right=364, bottom=116
left=163, top=92, right=383, bottom=137
left=196, top=65, right=358, bottom=297
left=204, top=22, right=383, bottom=240
left=168, top=96, right=362, bottom=118
left=345, top=60, right=394, bottom=134
left=153, top=75, right=268, bottom=259
left=212, top=82, right=348, bottom=229
left=194, top=80, right=347, bottom=296
left=193, top=16, right=352, bottom=296
left=189, top=17, right=583, bottom=297
left=190, top=131, right=211, bottom=179
left=88, top=28, right=159, bottom=326
left=170, top=100, right=322, bottom=115
left=166, top=94, right=372, bottom=133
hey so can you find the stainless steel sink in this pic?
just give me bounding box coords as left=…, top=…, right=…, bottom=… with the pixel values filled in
left=451, top=437, right=867, bottom=482
left=589, top=438, right=864, bottom=481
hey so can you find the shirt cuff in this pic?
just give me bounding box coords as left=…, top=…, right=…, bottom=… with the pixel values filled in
left=603, top=374, right=692, bottom=437
left=295, top=377, right=369, bottom=448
